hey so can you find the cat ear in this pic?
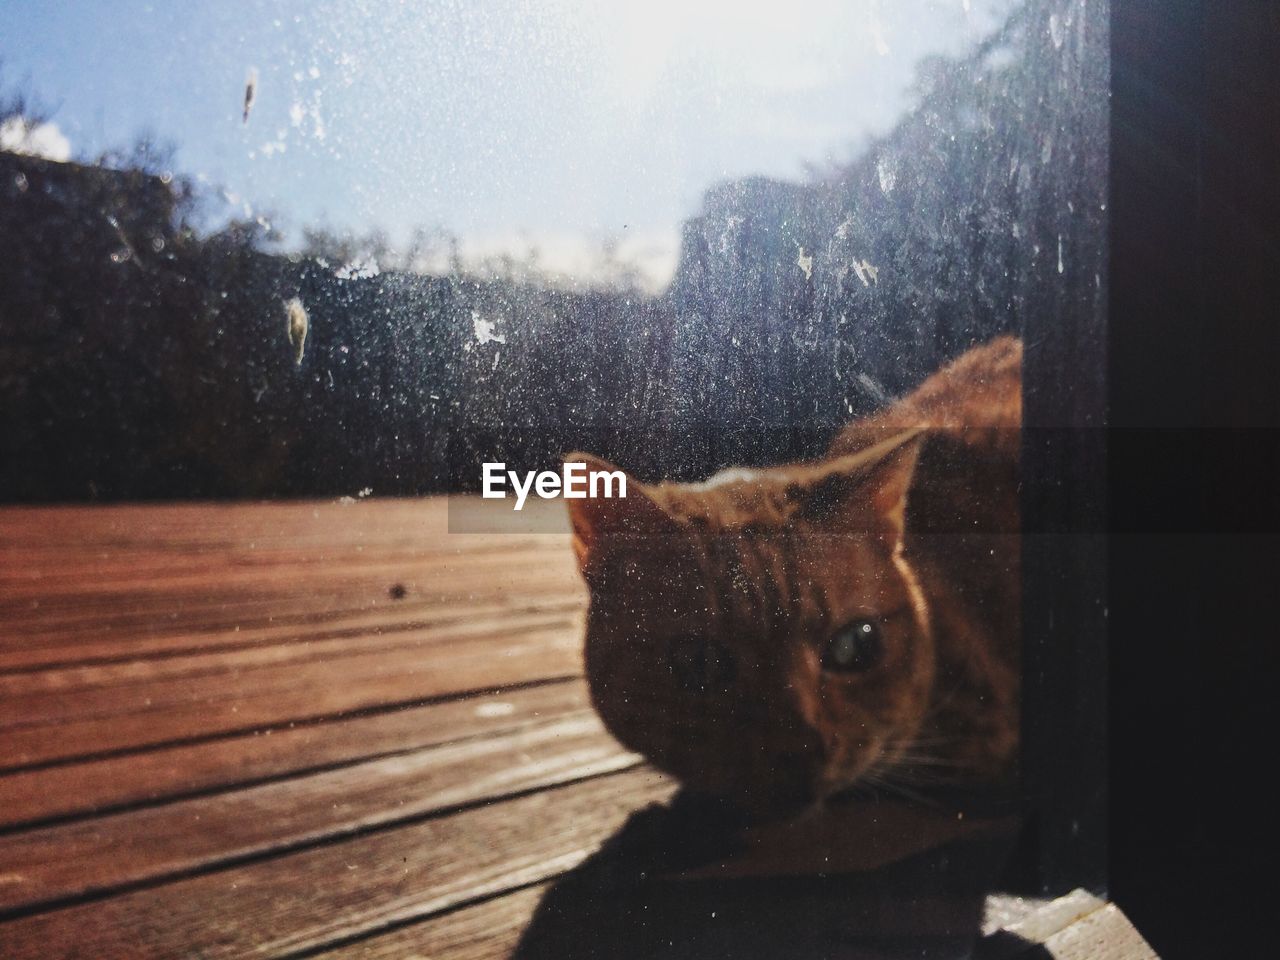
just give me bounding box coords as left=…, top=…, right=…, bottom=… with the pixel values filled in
left=793, top=430, right=925, bottom=545
left=562, top=453, right=671, bottom=571
left=861, top=436, right=924, bottom=542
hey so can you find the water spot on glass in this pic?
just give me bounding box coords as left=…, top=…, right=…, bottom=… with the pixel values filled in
left=1049, top=14, right=1066, bottom=50
left=285, top=296, right=309, bottom=365
left=472, top=311, right=506, bottom=345
left=335, top=256, right=379, bottom=280
left=876, top=156, right=897, bottom=194
left=850, top=258, right=878, bottom=287
left=242, top=67, right=258, bottom=124
left=795, top=245, right=813, bottom=281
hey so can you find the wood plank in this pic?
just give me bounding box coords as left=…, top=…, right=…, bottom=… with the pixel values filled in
left=0, top=579, right=582, bottom=657
left=1, top=629, right=582, bottom=770
left=1038, top=904, right=1157, bottom=959
left=317, top=888, right=1097, bottom=960
left=976, top=889, right=1105, bottom=959
left=0, top=536, right=567, bottom=590
left=0, top=500, right=566, bottom=571
left=0, top=591, right=585, bottom=671
left=0, top=500, right=578, bottom=646
left=0, top=712, right=637, bottom=913
left=312, top=884, right=549, bottom=960
left=320, top=839, right=1048, bottom=959
left=980, top=892, right=1056, bottom=937
left=0, top=679, right=591, bottom=830
left=983, top=888, right=1105, bottom=950
left=0, top=595, right=583, bottom=674
left=0, top=768, right=674, bottom=959
left=316, top=856, right=1109, bottom=959
left=1, top=621, right=579, bottom=734
left=0, top=528, right=562, bottom=574
left=974, top=889, right=1159, bottom=960
left=0, top=608, right=581, bottom=710
left=0, top=544, right=570, bottom=611
left=0, top=552, right=581, bottom=644
left=0, top=499, right=563, bottom=554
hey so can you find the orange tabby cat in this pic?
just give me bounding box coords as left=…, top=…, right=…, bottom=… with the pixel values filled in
left=566, top=337, right=1021, bottom=812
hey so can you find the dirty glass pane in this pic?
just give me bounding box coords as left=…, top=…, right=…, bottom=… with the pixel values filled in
left=0, top=0, right=1107, bottom=956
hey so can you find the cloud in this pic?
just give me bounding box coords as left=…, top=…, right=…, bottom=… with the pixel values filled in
left=0, top=116, right=72, bottom=163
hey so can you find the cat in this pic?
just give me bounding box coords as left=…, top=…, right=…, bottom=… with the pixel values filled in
left=566, top=336, right=1021, bottom=814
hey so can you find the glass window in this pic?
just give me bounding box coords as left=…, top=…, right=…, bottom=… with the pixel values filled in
left=0, top=1, right=1107, bottom=957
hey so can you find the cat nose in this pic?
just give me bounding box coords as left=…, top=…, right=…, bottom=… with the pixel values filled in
left=668, top=637, right=737, bottom=693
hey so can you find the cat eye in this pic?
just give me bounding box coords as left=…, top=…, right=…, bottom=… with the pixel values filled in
left=823, top=619, right=883, bottom=673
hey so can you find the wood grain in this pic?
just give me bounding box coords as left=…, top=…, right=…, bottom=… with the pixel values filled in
left=0, top=712, right=637, bottom=913
left=0, top=769, right=674, bottom=959
left=312, top=884, right=550, bottom=960
left=974, top=889, right=1158, bottom=960
left=0, top=594, right=583, bottom=672
left=0, top=679, right=591, bottom=830
left=1038, top=904, right=1157, bottom=960
left=0, top=499, right=581, bottom=662
left=1, top=627, right=583, bottom=770
left=0, top=610, right=582, bottom=723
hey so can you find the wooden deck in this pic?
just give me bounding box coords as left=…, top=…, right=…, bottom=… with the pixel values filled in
left=0, top=499, right=1154, bottom=958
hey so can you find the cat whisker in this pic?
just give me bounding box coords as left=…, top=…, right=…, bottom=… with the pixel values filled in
left=877, top=737, right=986, bottom=792
left=892, top=752, right=971, bottom=769
left=862, top=775, right=946, bottom=809
left=890, top=742, right=962, bottom=757
left=885, top=768, right=970, bottom=789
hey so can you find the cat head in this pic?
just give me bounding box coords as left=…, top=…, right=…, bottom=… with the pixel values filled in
left=565, top=430, right=934, bottom=814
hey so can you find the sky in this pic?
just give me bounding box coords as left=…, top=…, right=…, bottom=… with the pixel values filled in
left=1, top=0, right=1015, bottom=289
